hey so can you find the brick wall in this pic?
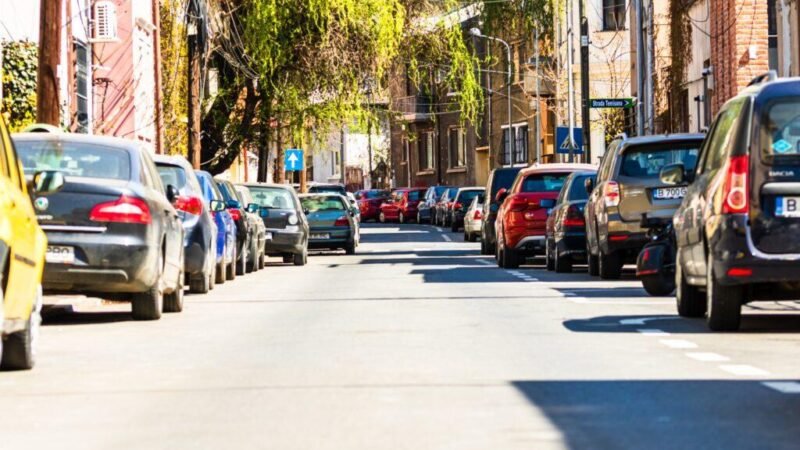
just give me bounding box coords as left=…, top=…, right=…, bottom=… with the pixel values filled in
left=709, top=0, right=770, bottom=114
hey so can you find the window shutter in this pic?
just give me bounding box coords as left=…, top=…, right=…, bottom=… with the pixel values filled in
left=93, top=1, right=118, bottom=42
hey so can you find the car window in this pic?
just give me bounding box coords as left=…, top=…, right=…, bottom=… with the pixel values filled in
left=458, top=190, right=483, bottom=204
left=620, top=145, right=700, bottom=178
left=569, top=174, right=595, bottom=201
left=520, top=173, right=570, bottom=193
left=235, top=186, right=254, bottom=204
left=598, top=140, right=620, bottom=181
left=16, top=139, right=132, bottom=181
left=490, top=169, right=521, bottom=200
left=434, top=186, right=449, bottom=197
left=156, top=164, right=187, bottom=192
left=703, top=101, right=744, bottom=173
left=247, top=186, right=296, bottom=209
left=762, top=98, right=800, bottom=163
left=363, top=190, right=388, bottom=199
left=408, top=190, right=421, bottom=201
left=301, top=195, right=346, bottom=211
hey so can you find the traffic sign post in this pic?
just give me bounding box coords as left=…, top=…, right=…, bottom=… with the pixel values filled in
left=589, top=98, right=634, bottom=109
left=556, top=127, right=584, bottom=155
left=284, top=149, right=304, bottom=172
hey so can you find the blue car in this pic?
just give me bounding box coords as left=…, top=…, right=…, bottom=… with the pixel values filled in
left=195, top=171, right=237, bottom=284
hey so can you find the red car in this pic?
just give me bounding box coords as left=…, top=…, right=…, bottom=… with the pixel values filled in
left=355, top=189, right=390, bottom=222
left=495, top=163, right=595, bottom=268
left=379, top=188, right=426, bottom=223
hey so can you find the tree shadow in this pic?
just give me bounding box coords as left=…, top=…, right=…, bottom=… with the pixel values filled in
left=563, top=313, right=800, bottom=334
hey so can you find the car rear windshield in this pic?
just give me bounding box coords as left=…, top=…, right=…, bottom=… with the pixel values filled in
left=408, top=190, right=422, bottom=201
left=156, top=164, right=187, bottom=190
left=309, top=185, right=346, bottom=195
left=520, top=173, right=570, bottom=193
left=458, top=190, right=483, bottom=204
left=490, top=168, right=522, bottom=198
left=358, top=190, right=388, bottom=199
left=302, top=196, right=346, bottom=212
left=620, top=145, right=700, bottom=178
left=568, top=174, right=596, bottom=201
left=435, top=186, right=452, bottom=197
left=763, top=100, right=800, bottom=162
left=247, top=187, right=296, bottom=209
left=16, top=140, right=132, bottom=181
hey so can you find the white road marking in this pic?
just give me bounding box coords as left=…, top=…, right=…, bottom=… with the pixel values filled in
left=659, top=339, right=698, bottom=349
left=475, top=259, right=495, bottom=266
left=565, top=297, right=674, bottom=305
left=620, top=317, right=681, bottom=326
left=637, top=329, right=670, bottom=336
left=685, top=352, right=730, bottom=362
left=442, top=234, right=452, bottom=242
left=762, top=381, right=800, bottom=394
left=720, top=364, right=771, bottom=377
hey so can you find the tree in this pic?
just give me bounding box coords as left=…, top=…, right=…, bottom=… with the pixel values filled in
left=1, top=41, right=38, bottom=132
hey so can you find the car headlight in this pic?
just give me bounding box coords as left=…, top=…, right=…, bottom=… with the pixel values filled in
left=288, top=214, right=299, bottom=225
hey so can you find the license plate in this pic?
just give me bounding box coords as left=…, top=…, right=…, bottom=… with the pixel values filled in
left=310, top=233, right=330, bottom=240
left=265, top=232, right=273, bottom=240
left=653, top=187, right=687, bottom=200
left=46, top=246, right=75, bottom=264
left=776, top=196, right=800, bottom=217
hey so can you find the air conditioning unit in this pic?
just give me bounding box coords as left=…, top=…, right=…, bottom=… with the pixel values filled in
left=92, top=1, right=118, bottom=42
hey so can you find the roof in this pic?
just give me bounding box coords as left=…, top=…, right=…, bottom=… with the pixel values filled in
left=12, top=132, right=150, bottom=152
left=519, top=163, right=597, bottom=176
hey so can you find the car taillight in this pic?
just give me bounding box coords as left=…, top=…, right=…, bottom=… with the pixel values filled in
left=473, top=209, right=482, bottom=220
left=603, top=181, right=620, bottom=207
left=89, top=196, right=151, bottom=224
left=228, top=208, right=242, bottom=221
left=454, top=202, right=463, bottom=210
left=334, top=216, right=349, bottom=227
left=562, top=205, right=585, bottom=227
left=722, top=155, right=749, bottom=214
left=174, top=195, right=203, bottom=215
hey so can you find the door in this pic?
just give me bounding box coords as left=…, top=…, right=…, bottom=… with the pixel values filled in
left=142, top=151, right=182, bottom=283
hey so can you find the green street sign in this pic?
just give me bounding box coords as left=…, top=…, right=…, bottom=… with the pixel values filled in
left=590, top=98, right=634, bottom=109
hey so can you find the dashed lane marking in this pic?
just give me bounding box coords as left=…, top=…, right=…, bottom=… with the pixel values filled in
left=720, top=364, right=771, bottom=377
left=659, top=339, right=699, bottom=349
left=762, top=381, right=800, bottom=394
left=442, top=234, right=453, bottom=242
left=637, top=329, right=670, bottom=336
left=475, top=259, right=495, bottom=266
left=685, top=352, right=730, bottom=362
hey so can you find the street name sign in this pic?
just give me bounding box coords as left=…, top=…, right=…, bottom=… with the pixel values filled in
left=285, top=149, right=304, bottom=171
left=590, top=98, right=634, bottom=109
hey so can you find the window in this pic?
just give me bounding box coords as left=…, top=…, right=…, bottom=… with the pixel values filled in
left=520, top=173, right=570, bottom=193
left=248, top=186, right=296, bottom=209
left=702, top=101, right=744, bottom=173
left=75, top=41, right=90, bottom=133
left=598, top=139, right=621, bottom=181
left=502, top=124, right=529, bottom=165
left=768, top=0, right=778, bottom=70
left=502, top=128, right=512, bottom=165
left=603, top=0, right=626, bottom=31
left=448, top=128, right=466, bottom=168
left=418, top=131, right=434, bottom=170
left=15, top=140, right=132, bottom=181
left=621, top=145, right=700, bottom=178
left=761, top=99, right=800, bottom=163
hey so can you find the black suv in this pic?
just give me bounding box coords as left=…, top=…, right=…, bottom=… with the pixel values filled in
left=480, top=167, right=523, bottom=255
left=671, top=74, right=800, bottom=331
left=585, top=133, right=704, bottom=279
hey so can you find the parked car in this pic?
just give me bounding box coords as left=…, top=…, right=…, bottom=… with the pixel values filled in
left=585, top=133, right=704, bottom=279
left=672, top=75, right=800, bottom=331
left=299, top=194, right=359, bottom=254
left=15, top=133, right=184, bottom=320
left=355, top=189, right=390, bottom=222
left=345, top=192, right=361, bottom=222
left=449, top=187, right=485, bottom=232
left=495, top=164, right=595, bottom=268
left=379, top=188, right=425, bottom=223
left=238, top=183, right=309, bottom=265
left=463, top=196, right=484, bottom=242
left=0, top=118, right=56, bottom=370
left=433, top=187, right=459, bottom=226
left=545, top=170, right=597, bottom=273
left=308, top=183, right=347, bottom=195
left=481, top=167, right=524, bottom=255
left=215, top=179, right=257, bottom=276
left=418, top=186, right=454, bottom=224
left=235, top=185, right=268, bottom=272
left=154, top=155, right=218, bottom=293
left=196, top=171, right=237, bottom=283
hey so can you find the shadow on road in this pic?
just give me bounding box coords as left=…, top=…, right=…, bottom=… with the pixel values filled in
left=511, top=379, right=800, bottom=450
left=410, top=267, right=523, bottom=283
left=564, top=313, right=800, bottom=334
left=42, top=309, right=133, bottom=326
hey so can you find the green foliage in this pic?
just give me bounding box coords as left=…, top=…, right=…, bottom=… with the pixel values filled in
left=160, top=0, right=189, bottom=157
left=667, top=0, right=692, bottom=131
left=1, top=41, right=38, bottom=132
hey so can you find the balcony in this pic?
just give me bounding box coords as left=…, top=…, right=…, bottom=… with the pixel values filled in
left=392, top=95, right=433, bottom=122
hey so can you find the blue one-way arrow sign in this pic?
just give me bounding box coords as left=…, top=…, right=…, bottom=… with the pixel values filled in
left=284, top=149, right=304, bottom=171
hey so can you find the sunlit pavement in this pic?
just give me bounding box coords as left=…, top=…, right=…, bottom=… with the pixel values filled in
left=2, top=223, right=800, bottom=449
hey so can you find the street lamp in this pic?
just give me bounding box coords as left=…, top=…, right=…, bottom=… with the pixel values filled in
left=470, top=28, right=514, bottom=165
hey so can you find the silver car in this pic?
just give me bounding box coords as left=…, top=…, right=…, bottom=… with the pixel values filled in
left=463, top=196, right=483, bottom=242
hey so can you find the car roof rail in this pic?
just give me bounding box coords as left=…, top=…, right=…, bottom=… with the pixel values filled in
left=614, top=132, right=628, bottom=141
left=748, top=70, right=778, bottom=87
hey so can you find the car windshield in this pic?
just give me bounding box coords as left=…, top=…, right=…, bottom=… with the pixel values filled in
left=359, top=190, right=388, bottom=199
left=458, top=190, right=483, bottom=204
left=302, top=195, right=346, bottom=212
left=434, top=186, right=452, bottom=197
left=491, top=169, right=522, bottom=199
left=235, top=187, right=254, bottom=204
left=764, top=101, right=800, bottom=159
left=520, top=173, right=570, bottom=193
left=15, top=140, right=132, bottom=181
left=568, top=174, right=596, bottom=201
left=408, top=190, right=422, bottom=201
left=247, top=187, right=295, bottom=209
left=620, top=145, right=700, bottom=178
left=309, top=185, right=346, bottom=195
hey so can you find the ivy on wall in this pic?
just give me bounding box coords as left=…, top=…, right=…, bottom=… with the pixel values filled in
left=1, top=41, right=38, bottom=132
left=667, top=0, right=692, bottom=131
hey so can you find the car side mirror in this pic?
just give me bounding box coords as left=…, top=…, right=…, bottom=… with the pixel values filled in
left=495, top=188, right=508, bottom=203
left=303, top=208, right=310, bottom=215
left=584, top=177, right=594, bottom=194
left=246, top=203, right=259, bottom=213
left=166, top=184, right=180, bottom=204
left=226, top=200, right=241, bottom=209
left=31, top=170, right=65, bottom=195
left=539, top=199, right=556, bottom=209
left=660, top=163, right=686, bottom=185
left=349, top=209, right=356, bottom=217
left=210, top=200, right=226, bottom=212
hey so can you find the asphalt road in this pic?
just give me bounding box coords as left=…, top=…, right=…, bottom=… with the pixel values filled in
left=2, top=223, right=800, bottom=449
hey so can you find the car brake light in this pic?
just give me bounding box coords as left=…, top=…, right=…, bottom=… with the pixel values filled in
left=473, top=209, right=482, bottom=220
left=609, top=234, right=628, bottom=241
left=603, top=181, right=620, bottom=207
left=334, top=216, right=349, bottom=227
left=562, top=205, right=585, bottom=227
left=722, top=155, right=749, bottom=214
left=454, top=202, right=463, bottom=210
left=174, top=195, right=203, bottom=215
left=727, top=267, right=753, bottom=277
left=228, top=208, right=242, bottom=221
left=90, top=196, right=152, bottom=224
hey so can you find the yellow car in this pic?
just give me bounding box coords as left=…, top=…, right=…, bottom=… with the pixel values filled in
left=0, top=118, right=63, bottom=370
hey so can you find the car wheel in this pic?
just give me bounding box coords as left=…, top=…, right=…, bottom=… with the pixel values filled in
left=237, top=241, right=248, bottom=276
left=189, top=271, right=210, bottom=294
left=283, top=253, right=293, bottom=264
left=379, top=212, right=386, bottom=223
left=247, top=240, right=258, bottom=273
left=399, top=212, right=405, bottom=224
left=132, top=252, right=164, bottom=320
left=545, top=241, right=555, bottom=271
left=209, top=264, right=216, bottom=290
left=345, top=241, right=356, bottom=255
left=706, top=253, right=744, bottom=331
left=598, top=249, right=622, bottom=280
left=555, top=248, right=573, bottom=273
left=215, top=260, right=225, bottom=284
left=417, top=212, right=422, bottom=223
left=586, top=242, right=599, bottom=276
left=451, top=220, right=458, bottom=232
left=226, top=245, right=237, bottom=280
left=164, top=270, right=185, bottom=313
left=641, top=274, right=675, bottom=296
left=480, top=236, right=491, bottom=255
left=499, top=242, right=519, bottom=269
left=0, top=286, right=41, bottom=371
left=676, top=253, right=704, bottom=317
left=293, top=248, right=308, bottom=266
left=259, top=251, right=266, bottom=270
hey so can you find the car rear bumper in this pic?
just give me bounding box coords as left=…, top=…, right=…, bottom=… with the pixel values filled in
left=514, top=235, right=546, bottom=254
left=264, top=229, right=305, bottom=255
left=555, top=231, right=587, bottom=258
left=308, top=227, right=352, bottom=248
left=603, top=217, right=649, bottom=254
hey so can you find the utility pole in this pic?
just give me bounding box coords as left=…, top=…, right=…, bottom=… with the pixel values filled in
left=340, top=126, right=346, bottom=188
left=37, top=0, right=62, bottom=126
left=579, top=0, right=592, bottom=163
left=534, top=28, right=542, bottom=163
left=187, top=0, right=202, bottom=169
left=645, top=0, right=655, bottom=133
left=635, top=0, right=645, bottom=135
left=566, top=0, right=577, bottom=162
left=367, top=119, right=373, bottom=189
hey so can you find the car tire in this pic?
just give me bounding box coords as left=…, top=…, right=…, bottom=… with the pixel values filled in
left=676, top=253, right=704, bottom=317
left=226, top=245, right=237, bottom=281
left=345, top=241, right=356, bottom=255
left=293, top=248, right=308, bottom=266
left=379, top=212, right=386, bottom=223
left=586, top=242, right=599, bottom=276
left=641, top=274, right=675, bottom=296
left=259, top=251, right=266, bottom=270
left=0, top=286, right=40, bottom=371
left=215, top=260, right=225, bottom=284
left=417, top=212, right=422, bottom=224
left=189, top=271, right=210, bottom=294
left=480, top=237, right=491, bottom=255
left=545, top=241, right=555, bottom=271
left=164, top=271, right=185, bottom=313
left=706, top=253, right=744, bottom=331
left=399, top=212, right=405, bottom=224
left=451, top=221, right=458, bottom=232
left=598, top=249, right=622, bottom=280
left=499, top=242, right=520, bottom=269
left=209, top=265, right=216, bottom=290
left=555, top=249, right=573, bottom=273
left=237, top=241, right=248, bottom=276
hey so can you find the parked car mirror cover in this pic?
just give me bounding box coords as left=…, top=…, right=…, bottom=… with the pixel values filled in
left=495, top=188, right=508, bottom=203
